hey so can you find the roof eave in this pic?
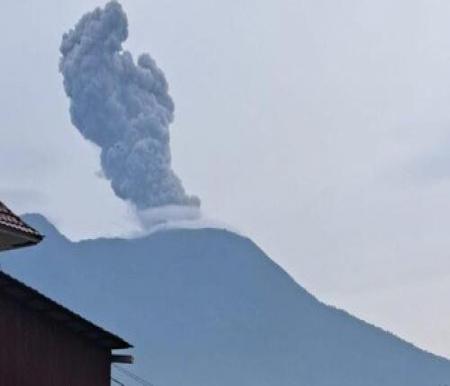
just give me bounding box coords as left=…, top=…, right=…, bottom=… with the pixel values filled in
left=0, top=224, right=43, bottom=251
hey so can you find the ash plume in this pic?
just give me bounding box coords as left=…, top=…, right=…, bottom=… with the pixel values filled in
left=59, top=1, right=200, bottom=209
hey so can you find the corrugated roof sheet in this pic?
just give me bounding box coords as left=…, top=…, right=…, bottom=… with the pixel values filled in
left=0, top=271, right=132, bottom=350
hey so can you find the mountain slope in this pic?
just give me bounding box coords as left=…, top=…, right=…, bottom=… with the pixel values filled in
left=2, top=214, right=450, bottom=386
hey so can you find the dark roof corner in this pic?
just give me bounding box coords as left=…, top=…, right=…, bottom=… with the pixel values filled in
left=0, top=271, right=132, bottom=350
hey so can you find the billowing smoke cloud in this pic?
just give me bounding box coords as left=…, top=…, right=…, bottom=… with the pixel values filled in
left=59, top=1, right=200, bottom=209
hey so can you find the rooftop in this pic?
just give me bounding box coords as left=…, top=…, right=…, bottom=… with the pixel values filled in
left=0, top=270, right=132, bottom=351
left=0, top=201, right=43, bottom=251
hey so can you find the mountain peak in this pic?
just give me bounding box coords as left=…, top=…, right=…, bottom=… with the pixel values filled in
left=21, top=213, right=64, bottom=239
left=2, top=214, right=450, bottom=386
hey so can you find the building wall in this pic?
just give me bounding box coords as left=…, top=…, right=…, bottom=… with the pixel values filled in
left=0, top=292, right=111, bottom=386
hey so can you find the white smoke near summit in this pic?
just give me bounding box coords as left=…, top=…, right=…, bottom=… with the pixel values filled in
left=59, top=1, right=200, bottom=210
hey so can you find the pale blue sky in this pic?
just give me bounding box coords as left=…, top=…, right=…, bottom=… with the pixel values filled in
left=1, top=0, right=450, bottom=357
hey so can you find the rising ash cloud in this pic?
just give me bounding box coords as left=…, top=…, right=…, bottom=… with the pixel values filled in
left=59, top=1, right=200, bottom=210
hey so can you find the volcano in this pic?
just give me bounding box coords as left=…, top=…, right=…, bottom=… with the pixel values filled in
left=2, top=214, right=450, bottom=386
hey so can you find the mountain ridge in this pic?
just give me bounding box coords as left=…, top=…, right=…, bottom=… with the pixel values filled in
left=2, top=213, right=450, bottom=386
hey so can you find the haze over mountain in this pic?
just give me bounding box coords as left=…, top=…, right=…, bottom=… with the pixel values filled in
left=2, top=214, right=450, bottom=386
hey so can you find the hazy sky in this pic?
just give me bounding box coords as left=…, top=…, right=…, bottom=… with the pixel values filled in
left=1, top=0, right=450, bottom=357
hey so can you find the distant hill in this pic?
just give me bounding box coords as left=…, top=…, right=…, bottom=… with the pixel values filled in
left=2, top=214, right=450, bottom=386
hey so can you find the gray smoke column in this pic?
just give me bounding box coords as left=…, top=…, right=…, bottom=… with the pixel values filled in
left=59, top=1, right=200, bottom=209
